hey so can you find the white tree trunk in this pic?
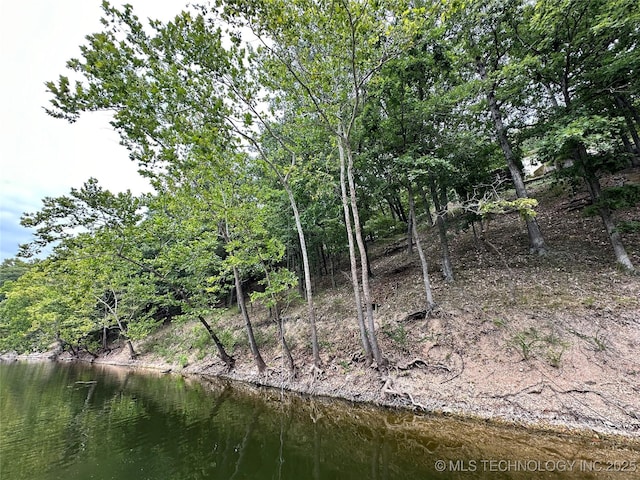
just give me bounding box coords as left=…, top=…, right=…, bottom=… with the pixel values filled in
left=340, top=133, right=384, bottom=367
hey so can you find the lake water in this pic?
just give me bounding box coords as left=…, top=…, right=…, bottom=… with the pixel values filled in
left=1, top=361, right=637, bottom=479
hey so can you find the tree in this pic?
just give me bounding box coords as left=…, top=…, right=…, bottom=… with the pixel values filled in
left=45, top=2, right=325, bottom=370
left=0, top=258, right=32, bottom=300
left=453, top=0, right=549, bottom=255
left=19, top=179, right=236, bottom=367
left=0, top=260, right=96, bottom=355
left=224, top=0, right=427, bottom=367
left=525, top=0, right=638, bottom=271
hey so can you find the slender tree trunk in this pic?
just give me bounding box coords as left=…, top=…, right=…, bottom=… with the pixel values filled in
left=409, top=186, right=436, bottom=310
left=429, top=179, right=454, bottom=282
left=621, top=132, right=635, bottom=157
left=406, top=189, right=414, bottom=255
left=363, top=233, right=374, bottom=278
left=180, top=289, right=235, bottom=369
left=124, top=339, right=137, bottom=360
left=262, top=269, right=296, bottom=375
left=393, top=194, right=407, bottom=223
left=419, top=186, right=434, bottom=226
left=319, top=243, right=328, bottom=276
left=196, top=314, right=235, bottom=370
left=274, top=308, right=295, bottom=375
left=329, top=256, right=337, bottom=288
left=341, top=134, right=385, bottom=367
left=114, top=323, right=136, bottom=359
left=284, top=186, right=321, bottom=369
left=615, top=94, right=640, bottom=166
left=477, top=58, right=548, bottom=255
left=386, top=198, right=398, bottom=221
left=620, top=94, right=640, bottom=131
left=232, top=265, right=267, bottom=373
left=114, top=251, right=235, bottom=369
left=576, top=145, right=635, bottom=271
left=339, top=141, right=373, bottom=365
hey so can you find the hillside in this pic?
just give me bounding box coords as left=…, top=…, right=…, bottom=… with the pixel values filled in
left=62, top=171, right=640, bottom=440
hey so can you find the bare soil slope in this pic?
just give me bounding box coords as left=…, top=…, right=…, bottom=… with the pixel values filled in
left=98, top=171, right=640, bottom=440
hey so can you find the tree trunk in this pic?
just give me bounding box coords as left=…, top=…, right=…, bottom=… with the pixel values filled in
left=125, top=339, right=137, bottom=360
left=232, top=265, right=267, bottom=373
left=319, top=243, right=328, bottom=276
left=393, top=194, right=407, bottom=223
left=196, top=314, right=235, bottom=370
left=577, top=145, right=636, bottom=272
left=339, top=140, right=373, bottom=365
left=262, top=268, right=296, bottom=375
left=112, top=309, right=137, bottom=360
left=419, top=186, right=434, bottom=226
left=477, top=58, right=548, bottom=255
left=325, top=243, right=337, bottom=288
left=273, top=306, right=295, bottom=375
left=386, top=197, right=398, bottom=221
left=178, top=287, right=235, bottom=370
left=429, top=179, right=454, bottom=282
left=284, top=185, right=321, bottom=368
left=113, top=251, right=236, bottom=370
left=341, top=134, right=385, bottom=367
left=615, top=94, right=640, bottom=166
left=409, top=186, right=436, bottom=310
left=406, top=189, right=414, bottom=255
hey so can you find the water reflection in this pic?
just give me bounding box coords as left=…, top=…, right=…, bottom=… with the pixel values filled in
left=1, top=361, right=637, bottom=480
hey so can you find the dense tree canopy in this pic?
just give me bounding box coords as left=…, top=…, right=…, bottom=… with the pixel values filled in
left=2, top=0, right=638, bottom=367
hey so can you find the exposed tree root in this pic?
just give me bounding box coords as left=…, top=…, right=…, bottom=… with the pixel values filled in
left=397, top=357, right=450, bottom=373
left=381, top=377, right=426, bottom=410
left=484, top=381, right=638, bottom=421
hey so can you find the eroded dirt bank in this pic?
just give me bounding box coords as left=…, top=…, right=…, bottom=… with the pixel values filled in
left=4, top=175, right=639, bottom=444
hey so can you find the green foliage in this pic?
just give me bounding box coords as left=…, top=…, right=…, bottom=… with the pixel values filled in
left=509, top=326, right=569, bottom=367
left=364, top=216, right=405, bottom=240
left=616, top=221, right=640, bottom=234
left=0, top=262, right=96, bottom=353
left=8, top=0, right=636, bottom=358
left=510, top=327, right=540, bottom=361
left=0, top=258, right=32, bottom=294
left=381, top=323, right=409, bottom=349
left=480, top=198, right=539, bottom=220
left=583, top=184, right=640, bottom=217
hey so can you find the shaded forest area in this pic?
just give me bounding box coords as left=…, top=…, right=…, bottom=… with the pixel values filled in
left=1, top=0, right=639, bottom=398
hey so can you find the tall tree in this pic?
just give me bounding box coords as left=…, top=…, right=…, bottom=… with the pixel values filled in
left=453, top=0, right=549, bottom=254
left=224, top=0, right=426, bottom=367
left=525, top=0, right=638, bottom=271
left=19, top=179, right=236, bottom=367
left=46, top=3, right=325, bottom=370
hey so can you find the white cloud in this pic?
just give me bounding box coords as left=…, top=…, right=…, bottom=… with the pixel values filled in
left=0, top=0, right=184, bottom=260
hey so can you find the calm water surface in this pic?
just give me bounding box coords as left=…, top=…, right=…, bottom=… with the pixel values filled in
left=1, top=361, right=637, bottom=480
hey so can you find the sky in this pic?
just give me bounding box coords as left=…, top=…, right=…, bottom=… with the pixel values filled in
left=0, top=0, right=185, bottom=261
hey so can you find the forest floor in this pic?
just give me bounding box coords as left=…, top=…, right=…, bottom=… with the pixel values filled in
left=18, top=169, right=640, bottom=443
